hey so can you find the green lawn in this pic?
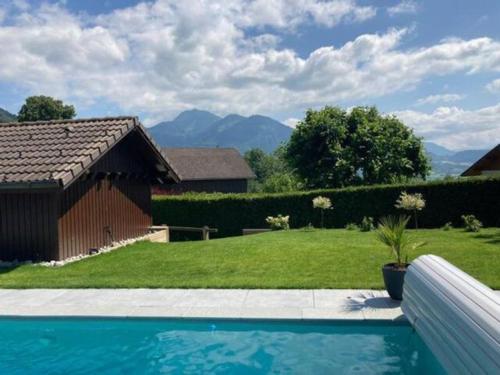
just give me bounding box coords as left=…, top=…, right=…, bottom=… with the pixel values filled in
left=0, top=228, right=498, bottom=289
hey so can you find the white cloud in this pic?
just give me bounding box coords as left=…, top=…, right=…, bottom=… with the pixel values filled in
left=284, top=117, right=300, bottom=128
left=415, top=93, right=465, bottom=106
left=13, top=0, right=30, bottom=11
left=387, top=0, right=419, bottom=16
left=233, top=0, right=376, bottom=29
left=1, top=0, right=500, bottom=131
left=486, top=78, right=500, bottom=93
left=393, top=104, right=500, bottom=149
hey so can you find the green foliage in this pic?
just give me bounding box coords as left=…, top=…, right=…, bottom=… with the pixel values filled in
left=345, top=223, right=359, bottom=231
left=244, top=147, right=302, bottom=193
left=442, top=222, right=453, bottom=231
left=285, top=106, right=430, bottom=189
left=376, top=216, right=426, bottom=267
left=260, top=173, right=302, bottom=193
left=152, top=177, right=500, bottom=238
left=359, top=216, right=375, bottom=232
left=17, top=95, right=76, bottom=122
left=244, top=148, right=279, bottom=181
left=461, top=214, right=483, bottom=232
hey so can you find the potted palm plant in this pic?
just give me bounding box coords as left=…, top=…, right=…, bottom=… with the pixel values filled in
left=376, top=215, right=426, bottom=300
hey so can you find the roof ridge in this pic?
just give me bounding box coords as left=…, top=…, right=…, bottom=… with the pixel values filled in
left=0, top=116, right=137, bottom=127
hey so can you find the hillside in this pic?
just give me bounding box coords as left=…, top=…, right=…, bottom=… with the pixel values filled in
left=0, top=107, right=16, bottom=122
left=149, top=109, right=292, bottom=153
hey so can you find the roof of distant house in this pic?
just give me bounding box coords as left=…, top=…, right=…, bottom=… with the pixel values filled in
left=461, top=144, right=500, bottom=176
left=161, top=147, right=256, bottom=181
left=0, top=117, right=176, bottom=189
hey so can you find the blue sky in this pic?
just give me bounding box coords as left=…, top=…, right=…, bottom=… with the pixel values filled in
left=1, top=0, right=500, bottom=150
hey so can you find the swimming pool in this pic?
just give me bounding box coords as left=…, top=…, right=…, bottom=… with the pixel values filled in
left=0, top=318, right=445, bottom=374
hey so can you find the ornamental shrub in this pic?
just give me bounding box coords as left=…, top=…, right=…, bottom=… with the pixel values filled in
left=461, top=214, right=483, bottom=232
left=442, top=222, right=453, bottom=231
left=312, top=196, right=332, bottom=228
left=359, top=216, right=375, bottom=232
left=266, top=215, right=290, bottom=230
left=395, top=191, right=426, bottom=229
left=345, top=223, right=359, bottom=231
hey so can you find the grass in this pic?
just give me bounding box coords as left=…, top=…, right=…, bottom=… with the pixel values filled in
left=0, top=228, right=498, bottom=289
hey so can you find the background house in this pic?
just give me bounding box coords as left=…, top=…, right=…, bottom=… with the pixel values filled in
left=0, top=117, right=177, bottom=261
left=461, top=144, right=500, bottom=176
left=155, top=148, right=255, bottom=194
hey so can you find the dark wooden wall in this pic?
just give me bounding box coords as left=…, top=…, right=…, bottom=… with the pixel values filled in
left=154, top=179, right=249, bottom=194
left=57, top=177, right=151, bottom=260
left=56, top=134, right=154, bottom=260
left=0, top=133, right=157, bottom=261
left=0, top=191, right=58, bottom=261
left=464, top=158, right=500, bottom=176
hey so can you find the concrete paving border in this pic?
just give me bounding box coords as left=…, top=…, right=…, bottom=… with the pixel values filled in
left=0, top=289, right=407, bottom=320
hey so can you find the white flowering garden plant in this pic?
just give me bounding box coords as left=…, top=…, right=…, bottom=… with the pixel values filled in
left=312, top=196, right=332, bottom=228
left=265, top=215, right=290, bottom=231
left=395, top=191, right=426, bottom=229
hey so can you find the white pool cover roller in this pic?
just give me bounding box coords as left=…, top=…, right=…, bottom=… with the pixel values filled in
left=402, top=255, right=500, bottom=375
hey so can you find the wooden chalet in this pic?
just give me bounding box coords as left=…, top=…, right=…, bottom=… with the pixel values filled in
left=0, top=117, right=178, bottom=261
left=155, top=148, right=255, bottom=194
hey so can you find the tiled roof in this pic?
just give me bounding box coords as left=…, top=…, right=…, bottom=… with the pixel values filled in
left=161, top=148, right=256, bottom=181
left=0, top=117, right=174, bottom=189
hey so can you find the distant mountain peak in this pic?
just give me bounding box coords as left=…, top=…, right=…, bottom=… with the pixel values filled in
left=171, top=109, right=221, bottom=124
left=174, top=108, right=219, bottom=120
left=223, top=113, right=245, bottom=121
left=247, top=114, right=268, bottom=120
left=149, top=109, right=292, bottom=153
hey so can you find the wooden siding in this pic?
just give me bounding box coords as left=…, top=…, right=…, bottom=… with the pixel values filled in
left=56, top=134, right=157, bottom=259
left=463, top=158, right=500, bottom=176
left=462, top=145, right=500, bottom=176
left=0, top=191, right=58, bottom=261
left=90, top=133, right=157, bottom=176
left=57, top=177, right=151, bottom=259
left=0, top=131, right=162, bottom=261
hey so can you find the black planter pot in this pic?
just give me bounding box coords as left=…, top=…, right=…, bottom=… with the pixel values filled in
left=382, top=263, right=410, bottom=300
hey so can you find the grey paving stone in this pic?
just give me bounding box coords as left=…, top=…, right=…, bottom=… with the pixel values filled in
left=0, top=289, right=410, bottom=320
left=245, top=289, right=313, bottom=308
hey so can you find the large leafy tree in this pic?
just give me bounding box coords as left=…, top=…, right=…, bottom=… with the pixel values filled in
left=244, top=147, right=302, bottom=192
left=17, top=96, right=76, bottom=122
left=285, top=106, right=429, bottom=188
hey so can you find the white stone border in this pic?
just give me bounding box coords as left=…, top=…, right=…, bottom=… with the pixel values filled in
left=0, top=233, right=157, bottom=268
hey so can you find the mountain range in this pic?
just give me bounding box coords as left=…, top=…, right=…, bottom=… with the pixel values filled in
left=424, top=142, right=488, bottom=178
left=148, top=109, right=293, bottom=153
left=0, top=107, right=16, bottom=122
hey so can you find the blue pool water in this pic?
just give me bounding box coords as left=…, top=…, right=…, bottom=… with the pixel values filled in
left=0, top=318, right=445, bottom=374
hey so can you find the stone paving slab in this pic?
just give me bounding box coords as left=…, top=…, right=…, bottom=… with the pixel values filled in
left=0, top=289, right=406, bottom=320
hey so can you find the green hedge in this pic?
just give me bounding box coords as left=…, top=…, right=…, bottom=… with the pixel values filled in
left=152, top=177, right=500, bottom=238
